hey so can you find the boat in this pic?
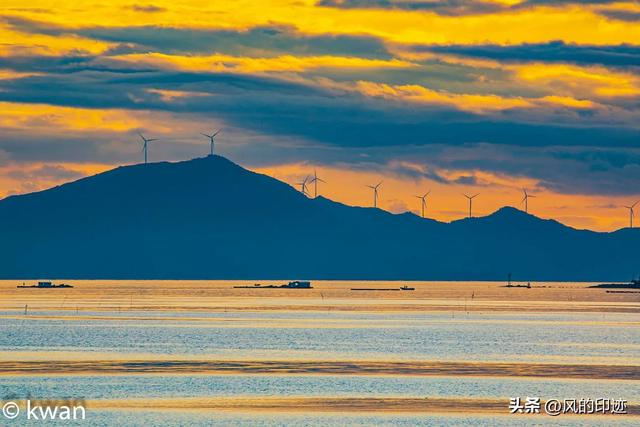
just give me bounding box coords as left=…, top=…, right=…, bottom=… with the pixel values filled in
left=17, top=281, right=73, bottom=289
left=400, top=285, right=415, bottom=291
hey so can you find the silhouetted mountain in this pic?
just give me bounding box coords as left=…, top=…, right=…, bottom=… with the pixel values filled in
left=0, top=156, right=637, bottom=280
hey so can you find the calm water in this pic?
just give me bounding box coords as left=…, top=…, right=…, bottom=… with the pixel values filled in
left=1, top=375, right=638, bottom=402
left=1, top=303, right=638, bottom=425
left=0, top=310, right=637, bottom=363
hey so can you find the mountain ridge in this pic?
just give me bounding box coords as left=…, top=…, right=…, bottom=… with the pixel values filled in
left=0, top=156, right=636, bottom=280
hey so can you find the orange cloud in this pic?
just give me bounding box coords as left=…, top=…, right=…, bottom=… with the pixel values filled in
left=513, top=63, right=640, bottom=98
left=355, top=81, right=532, bottom=112
left=354, top=81, right=596, bottom=113
left=112, top=52, right=415, bottom=73
left=0, top=102, right=148, bottom=132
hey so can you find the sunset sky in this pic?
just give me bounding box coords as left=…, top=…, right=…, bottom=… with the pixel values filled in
left=1, top=0, right=639, bottom=230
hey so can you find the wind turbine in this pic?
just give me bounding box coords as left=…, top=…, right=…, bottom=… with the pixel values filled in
left=296, top=176, right=310, bottom=196
left=463, top=193, right=479, bottom=218
left=201, top=129, right=221, bottom=156
left=367, top=181, right=382, bottom=208
left=309, top=169, right=326, bottom=198
left=521, top=188, right=536, bottom=214
left=624, top=200, right=639, bottom=228
left=414, top=190, right=431, bottom=218
left=138, top=133, right=158, bottom=164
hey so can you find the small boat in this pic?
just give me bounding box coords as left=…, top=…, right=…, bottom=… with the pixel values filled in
left=400, top=285, right=415, bottom=291
left=17, top=281, right=73, bottom=289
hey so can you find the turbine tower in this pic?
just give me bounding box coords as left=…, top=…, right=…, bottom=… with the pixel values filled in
left=624, top=200, right=639, bottom=228
left=309, top=169, right=326, bottom=198
left=521, top=188, right=536, bottom=214
left=296, top=176, right=310, bottom=196
left=138, top=133, right=158, bottom=164
left=367, top=181, right=382, bottom=208
left=463, top=193, right=479, bottom=218
left=414, top=190, right=431, bottom=218
left=201, top=129, right=221, bottom=156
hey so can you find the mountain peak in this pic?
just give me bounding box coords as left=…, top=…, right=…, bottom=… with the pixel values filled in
left=488, top=205, right=538, bottom=221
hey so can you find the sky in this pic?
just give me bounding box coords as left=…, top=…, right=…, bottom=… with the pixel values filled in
left=0, top=0, right=639, bottom=231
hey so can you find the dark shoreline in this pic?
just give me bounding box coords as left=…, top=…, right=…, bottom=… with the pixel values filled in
left=590, top=283, right=640, bottom=289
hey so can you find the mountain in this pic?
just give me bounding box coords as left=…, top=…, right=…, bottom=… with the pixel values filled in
left=0, top=156, right=637, bottom=280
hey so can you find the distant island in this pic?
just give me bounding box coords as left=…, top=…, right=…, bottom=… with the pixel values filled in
left=0, top=156, right=637, bottom=281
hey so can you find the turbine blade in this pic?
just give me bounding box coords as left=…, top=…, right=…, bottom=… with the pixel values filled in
left=212, top=130, right=221, bottom=137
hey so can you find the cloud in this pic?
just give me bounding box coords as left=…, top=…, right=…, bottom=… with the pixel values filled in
left=317, top=0, right=622, bottom=16
left=6, top=164, right=84, bottom=181
left=2, top=17, right=391, bottom=59
left=127, top=4, right=166, bottom=13
left=599, top=9, right=640, bottom=22
left=418, top=41, right=640, bottom=69
left=317, top=0, right=504, bottom=16
left=393, top=144, right=640, bottom=196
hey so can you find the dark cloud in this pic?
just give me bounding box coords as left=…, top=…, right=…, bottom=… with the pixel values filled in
left=599, top=9, right=640, bottom=22
left=520, top=0, right=619, bottom=6
left=0, top=130, right=119, bottom=164
left=317, top=0, right=503, bottom=16
left=317, top=0, right=621, bottom=16
left=0, top=54, right=154, bottom=74
left=453, top=175, right=479, bottom=185
left=128, top=4, right=166, bottom=13
left=2, top=16, right=391, bottom=59
left=417, top=41, right=640, bottom=68
left=414, top=144, right=640, bottom=196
